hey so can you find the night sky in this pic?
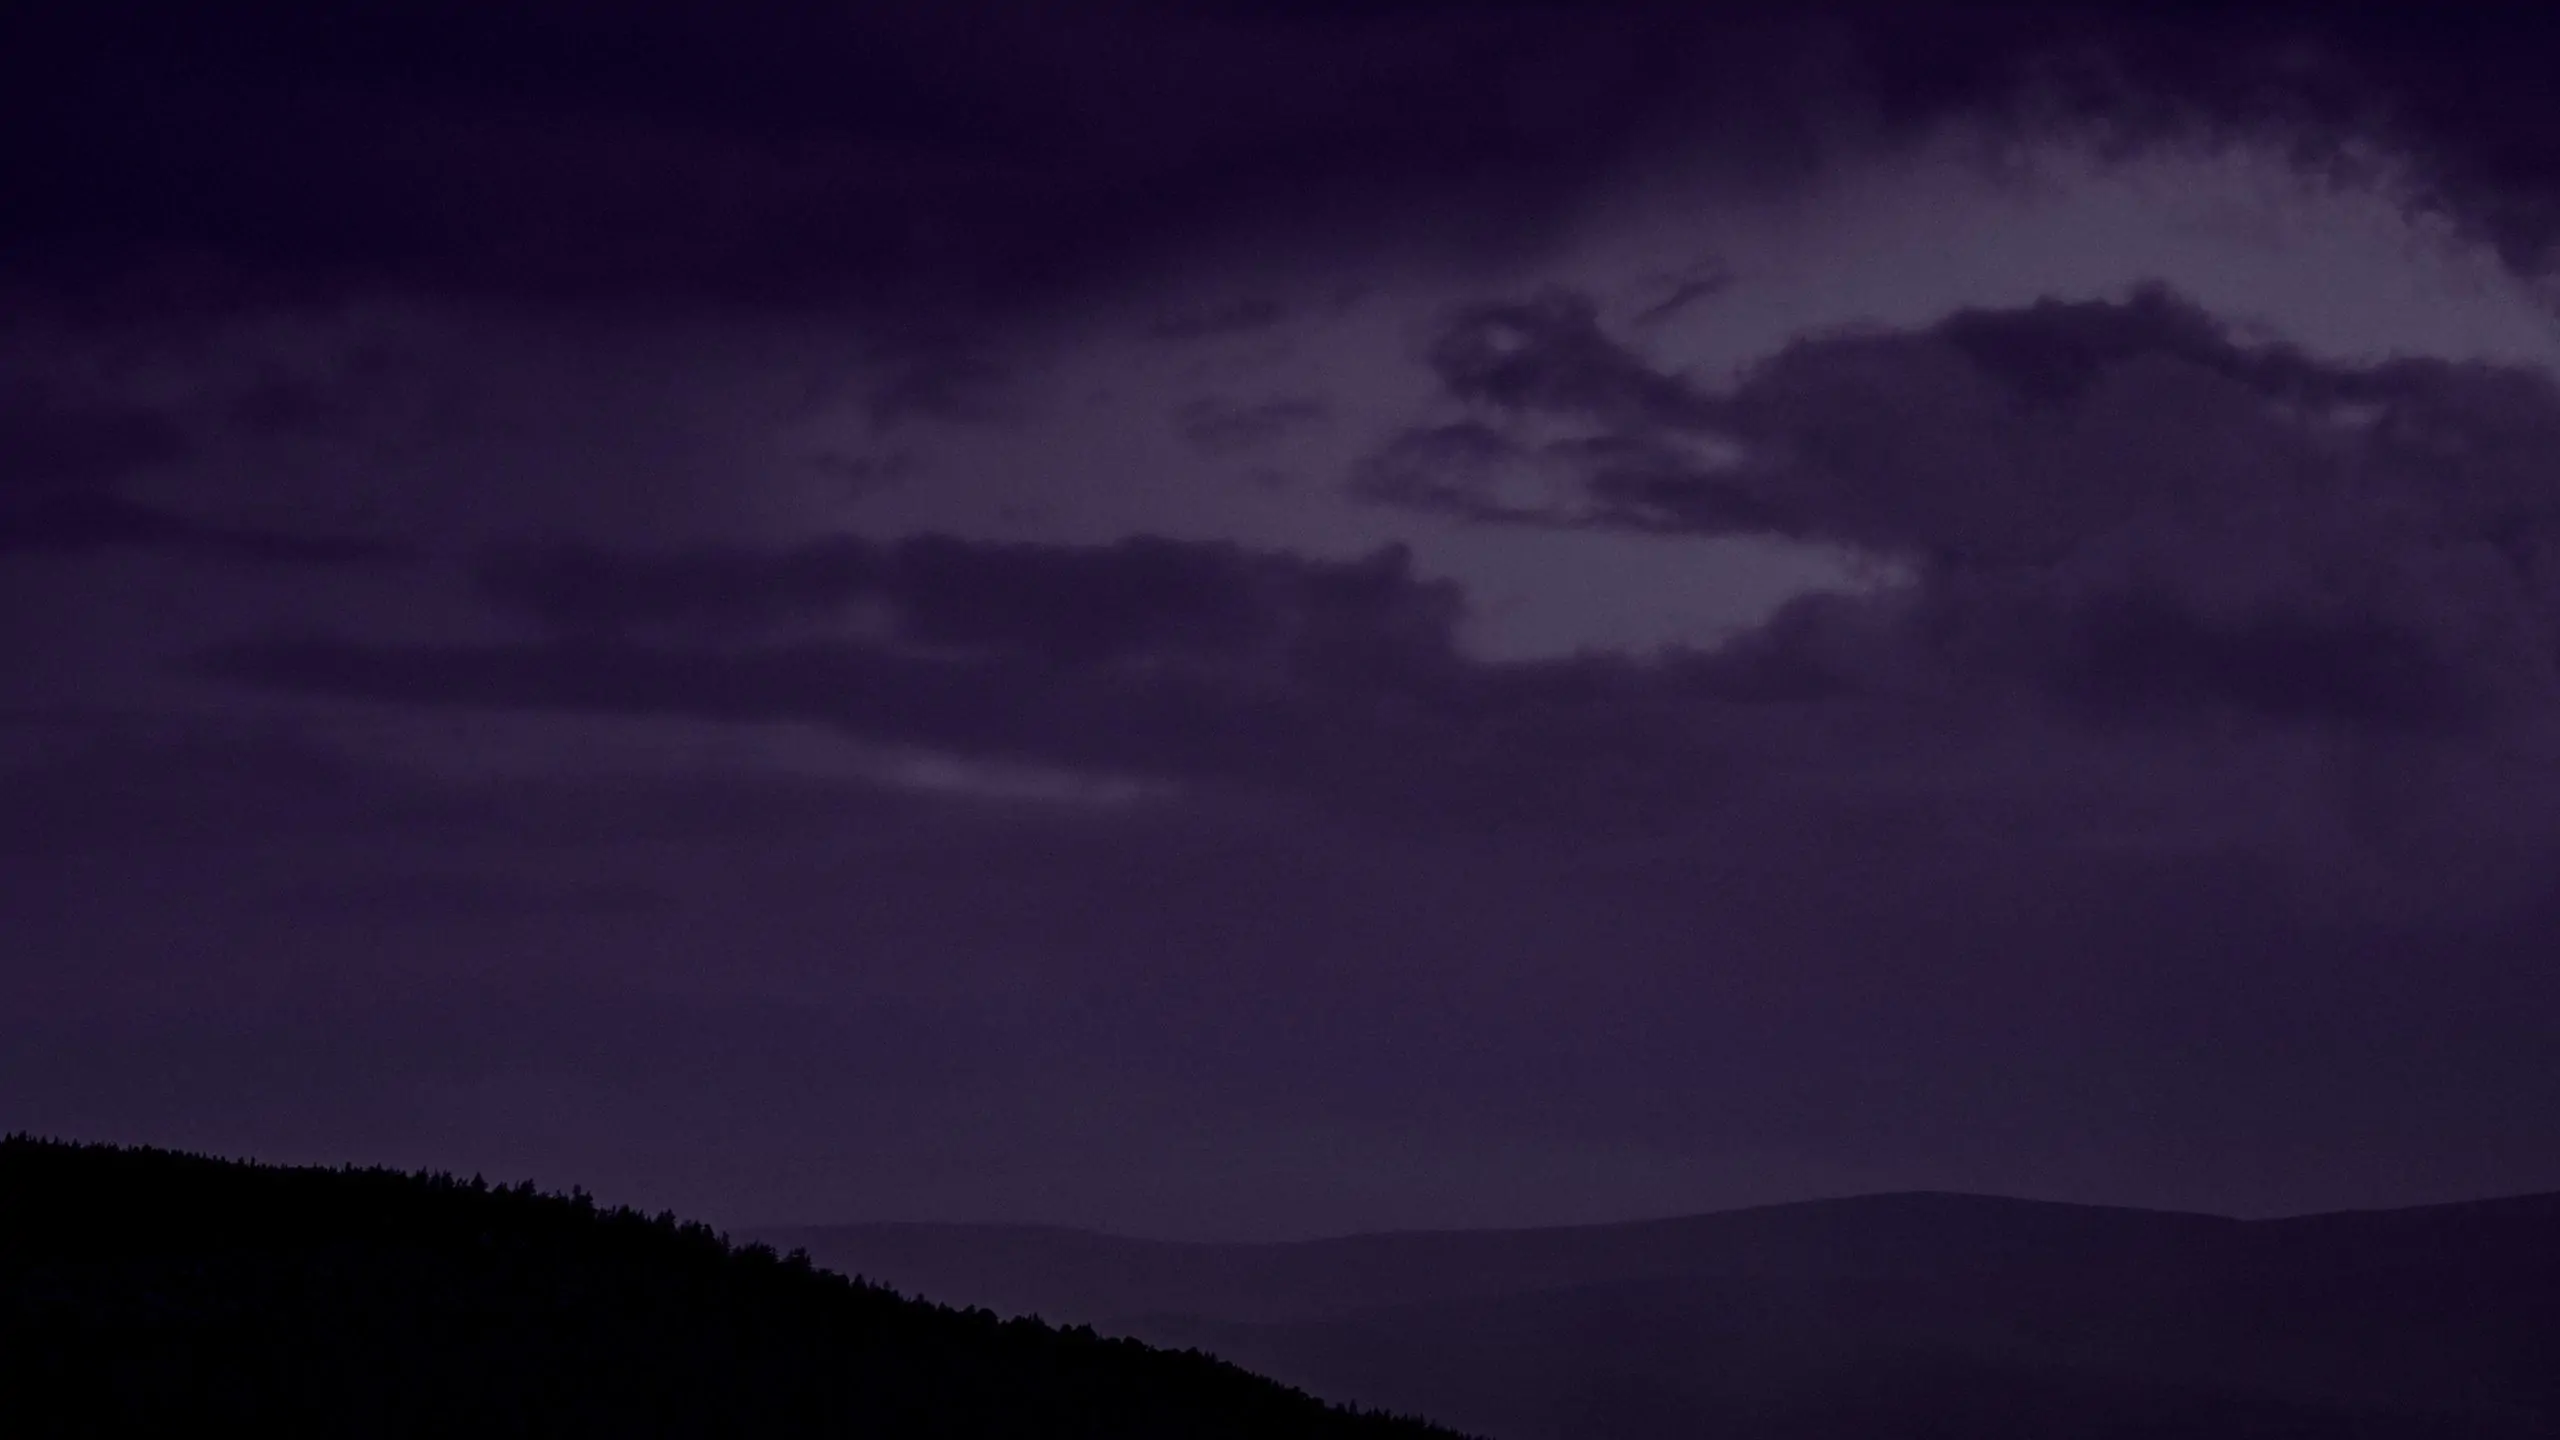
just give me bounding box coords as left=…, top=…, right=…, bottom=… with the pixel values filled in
left=7, top=2, right=2560, bottom=1243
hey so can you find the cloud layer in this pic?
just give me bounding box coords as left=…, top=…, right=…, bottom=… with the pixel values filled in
left=13, top=2, right=2560, bottom=1235
left=1368, top=284, right=2560, bottom=739
left=20, top=4, right=2560, bottom=315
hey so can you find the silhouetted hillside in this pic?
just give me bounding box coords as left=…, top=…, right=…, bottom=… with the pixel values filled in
left=0, top=1136, right=1470, bottom=1438
left=763, top=1191, right=2560, bottom=1440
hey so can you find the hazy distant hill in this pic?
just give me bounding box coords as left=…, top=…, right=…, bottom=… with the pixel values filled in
left=0, top=1136, right=1469, bottom=1438
left=761, top=1191, right=2560, bottom=1439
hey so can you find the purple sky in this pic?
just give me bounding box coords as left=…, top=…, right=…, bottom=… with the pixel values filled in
left=8, top=1, right=2560, bottom=1241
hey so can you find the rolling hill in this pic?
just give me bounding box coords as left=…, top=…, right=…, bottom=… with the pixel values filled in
left=760, top=1191, right=2560, bottom=1439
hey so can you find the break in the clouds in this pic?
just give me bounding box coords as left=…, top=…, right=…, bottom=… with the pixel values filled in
left=9, top=2, right=2560, bottom=1239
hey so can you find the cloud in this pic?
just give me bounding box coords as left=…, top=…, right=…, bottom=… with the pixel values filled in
left=0, top=492, right=417, bottom=565
left=0, top=382, right=191, bottom=491
left=470, top=536, right=889, bottom=643
left=277, top=870, right=674, bottom=923
left=177, top=456, right=2560, bottom=927
left=1424, top=289, right=1720, bottom=433
left=864, top=353, right=1011, bottom=431
left=1966, top=6, right=2560, bottom=273
left=1146, top=298, right=1291, bottom=343
left=470, top=532, right=1464, bottom=671
left=807, top=451, right=919, bottom=497
left=1371, top=283, right=2560, bottom=735
left=0, top=3, right=1753, bottom=312
left=219, top=369, right=385, bottom=437
left=26, top=3, right=2560, bottom=1233
left=0, top=382, right=414, bottom=565
left=1350, top=423, right=1553, bottom=527
left=198, top=532, right=1779, bottom=831
left=1629, top=258, right=1734, bottom=326
left=1171, top=396, right=1330, bottom=456
left=29, top=3, right=2560, bottom=315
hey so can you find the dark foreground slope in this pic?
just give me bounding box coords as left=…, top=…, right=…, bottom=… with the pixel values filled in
left=767, top=1192, right=2560, bottom=1440
left=0, top=1137, right=1468, bottom=1439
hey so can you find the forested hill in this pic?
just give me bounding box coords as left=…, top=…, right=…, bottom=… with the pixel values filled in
left=0, top=1136, right=1471, bottom=1438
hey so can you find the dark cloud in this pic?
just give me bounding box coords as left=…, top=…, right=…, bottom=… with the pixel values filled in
left=197, top=534, right=1776, bottom=831
left=471, top=536, right=888, bottom=643
left=471, top=532, right=1461, bottom=669
left=0, top=384, right=412, bottom=564
left=0, top=717, right=947, bottom=862
left=1146, top=298, right=1291, bottom=343
left=1958, top=5, right=2560, bottom=274
left=1424, top=289, right=1718, bottom=432
left=0, top=2, right=1741, bottom=313
left=0, top=723, right=362, bottom=856
left=0, top=496, right=418, bottom=565
left=1629, top=258, right=1733, bottom=326
left=277, top=870, right=674, bottom=923
left=20, top=0, right=2560, bottom=1242
left=807, top=450, right=920, bottom=497
left=1373, top=284, right=2560, bottom=734
left=864, top=353, right=1011, bottom=432
left=883, top=534, right=1456, bottom=674
left=0, top=383, right=191, bottom=492
left=1, top=491, right=210, bottom=558
left=222, top=373, right=367, bottom=437
left=2009, top=587, right=2466, bottom=733
left=28, top=3, right=2560, bottom=316
left=1171, top=396, right=1331, bottom=455
left=17, top=681, right=2560, bottom=1227
left=196, top=636, right=1293, bottom=792
left=1351, top=423, right=1562, bottom=528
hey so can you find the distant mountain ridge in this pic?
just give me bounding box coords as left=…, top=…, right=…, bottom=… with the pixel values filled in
left=0, top=1136, right=1470, bottom=1438
left=756, top=1191, right=2256, bottom=1323
left=758, top=1190, right=2560, bottom=1439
